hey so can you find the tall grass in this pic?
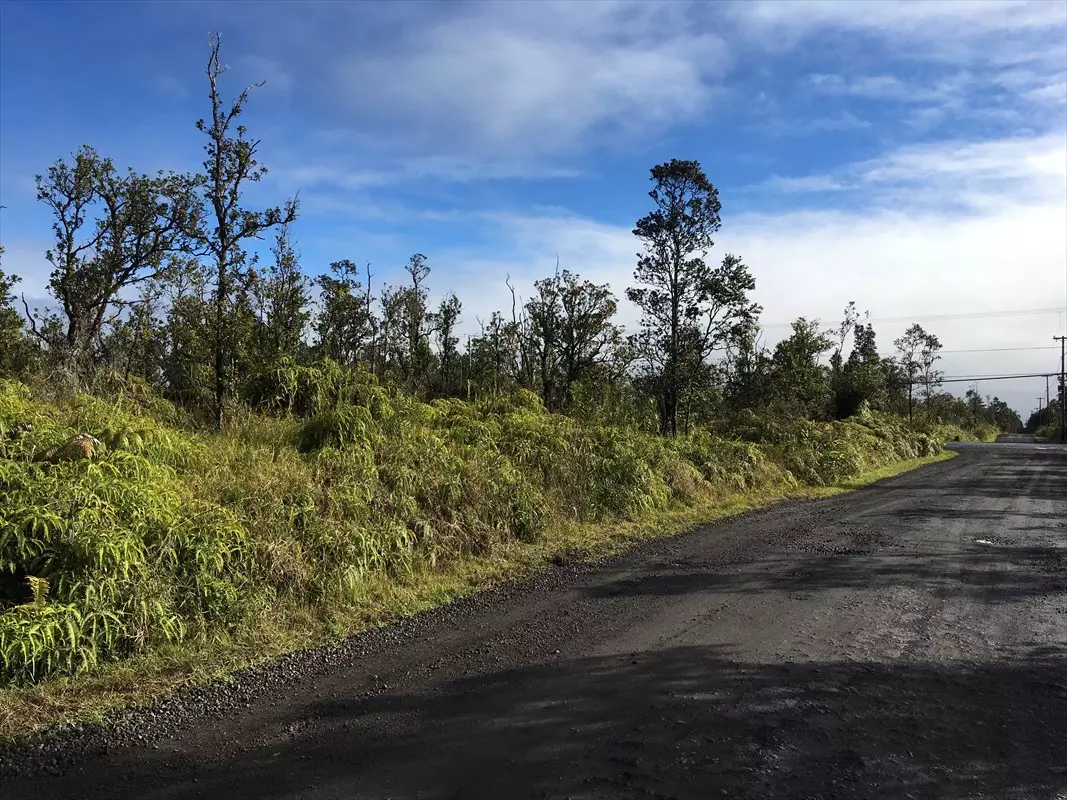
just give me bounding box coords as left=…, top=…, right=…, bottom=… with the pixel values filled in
left=0, top=375, right=953, bottom=686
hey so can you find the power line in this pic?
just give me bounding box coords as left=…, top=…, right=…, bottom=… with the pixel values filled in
left=755, top=306, right=1066, bottom=330
left=878, top=345, right=1058, bottom=356
left=923, top=372, right=1059, bottom=384
left=865, top=308, right=1065, bottom=324
left=938, top=345, right=1059, bottom=354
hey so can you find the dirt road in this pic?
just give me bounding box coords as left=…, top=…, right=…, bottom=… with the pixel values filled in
left=3, top=440, right=1066, bottom=799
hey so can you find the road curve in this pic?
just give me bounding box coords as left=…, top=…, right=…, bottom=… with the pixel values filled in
left=3, top=442, right=1066, bottom=799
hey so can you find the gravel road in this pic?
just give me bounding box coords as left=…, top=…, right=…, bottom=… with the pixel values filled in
left=2, top=439, right=1065, bottom=799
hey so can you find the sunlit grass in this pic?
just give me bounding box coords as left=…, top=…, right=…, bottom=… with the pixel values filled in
left=0, top=372, right=962, bottom=741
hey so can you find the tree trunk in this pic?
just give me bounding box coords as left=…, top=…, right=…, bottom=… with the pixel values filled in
left=661, top=383, right=678, bottom=437
left=214, top=262, right=226, bottom=430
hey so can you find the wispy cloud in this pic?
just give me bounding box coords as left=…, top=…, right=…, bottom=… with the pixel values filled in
left=1024, top=82, right=1067, bottom=105
left=154, top=74, right=189, bottom=99
left=756, top=110, right=871, bottom=137
left=237, top=55, right=294, bottom=93
left=808, top=73, right=912, bottom=100
left=752, top=174, right=849, bottom=194
left=748, top=133, right=1067, bottom=213
left=732, top=0, right=1066, bottom=53
left=210, top=0, right=1066, bottom=178
left=273, top=157, right=582, bottom=192
left=756, top=1, right=1065, bottom=139
left=330, top=2, right=730, bottom=159
left=806, top=72, right=963, bottom=103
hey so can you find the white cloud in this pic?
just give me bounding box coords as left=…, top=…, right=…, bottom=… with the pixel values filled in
left=751, top=2, right=1066, bottom=139
left=757, top=111, right=872, bottom=138
left=807, top=73, right=917, bottom=101
left=805, top=72, right=980, bottom=105
left=243, top=0, right=1066, bottom=174
left=154, top=75, right=189, bottom=99
left=733, top=0, right=1066, bottom=50
left=331, top=2, right=730, bottom=158
left=749, top=133, right=1067, bottom=212
left=1025, top=82, right=1067, bottom=105
left=274, top=157, right=582, bottom=192
left=751, top=174, right=848, bottom=194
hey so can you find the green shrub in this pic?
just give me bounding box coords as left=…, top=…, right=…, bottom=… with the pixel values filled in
left=0, top=378, right=947, bottom=686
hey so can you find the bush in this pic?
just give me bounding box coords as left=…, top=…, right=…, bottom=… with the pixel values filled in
left=0, top=379, right=947, bottom=685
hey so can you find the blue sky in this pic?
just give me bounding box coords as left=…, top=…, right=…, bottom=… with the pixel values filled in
left=1, top=0, right=1065, bottom=415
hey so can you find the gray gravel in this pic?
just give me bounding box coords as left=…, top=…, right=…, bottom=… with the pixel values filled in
left=1, top=440, right=1065, bottom=799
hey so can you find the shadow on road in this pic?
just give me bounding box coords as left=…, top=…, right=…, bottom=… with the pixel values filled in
left=586, top=543, right=1066, bottom=603
left=921, top=448, right=1067, bottom=502
left=67, top=647, right=1067, bottom=800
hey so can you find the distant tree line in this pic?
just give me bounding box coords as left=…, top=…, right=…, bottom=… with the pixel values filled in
left=0, top=34, right=1023, bottom=438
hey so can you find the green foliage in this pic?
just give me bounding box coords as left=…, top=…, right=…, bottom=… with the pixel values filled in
left=729, top=403, right=944, bottom=486
left=769, top=318, right=834, bottom=419
left=626, top=159, right=760, bottom=436
left=0, top=380, right=252, bottom=681
left=33, top=145, right=202, bottom=378
left=1, top=374, right=957, bottom=687
left=0, top=259, right=38, bottom=378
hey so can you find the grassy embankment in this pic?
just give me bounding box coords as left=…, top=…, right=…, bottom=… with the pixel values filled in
left=0, top=371, right=971, bottom=740
left=1036, top=422, right=1065, bottom=443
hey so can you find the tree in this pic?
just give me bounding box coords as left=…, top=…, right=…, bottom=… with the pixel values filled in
left=626, top=159, right=759, bottom=435
left=894, top=324, right=941, bottom=421
left=917, top=330, right=943, bottom=403
left=770, top=318, right=834, bottom=418
left=723, top=324, right=772, bottom=412
left=248, top=221, right=312, bottom=366
left=0, top=248, right=37, bottom=377
left=160, top=263, right=215, bottom=410
left=525, top=270, right=562, bottom=407
left=31, top=146, right=200, bottom=378
left=835, top=322, right=887, bottom=417
left=315, top=259, right=377, bottom=368
left=192, top=32, right=298, bottom=429
left=525, top=267, right=623, bottom=410
left=390, top=253, right=434, bottom=390
left=829, top=301, right=861, bottom=377
left=98, top=282, right=167, bottom=385
left=554, top=271, right=624, bottom=410
left=986, top=396, right=1023, bottom=433
left=430, top=291, right=462, bottom=397
left=468, top=311, right=522, bottom=398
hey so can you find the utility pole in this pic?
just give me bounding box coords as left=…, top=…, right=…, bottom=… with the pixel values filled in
left=1056, top=335, right=1066, bottom=442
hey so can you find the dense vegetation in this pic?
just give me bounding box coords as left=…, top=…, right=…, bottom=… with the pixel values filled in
left=1026, top=395, right=1065, bottom=442
left=0, top=35, right=1016, bottom=699
left=0, top=374, right=971, bottom=686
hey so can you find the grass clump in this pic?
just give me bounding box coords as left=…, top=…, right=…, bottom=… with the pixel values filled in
left=0, top=375, right=959, bottom=718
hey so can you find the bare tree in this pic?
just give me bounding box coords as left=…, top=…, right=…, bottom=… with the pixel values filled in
left=191, top=32, right=297, bottom=428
